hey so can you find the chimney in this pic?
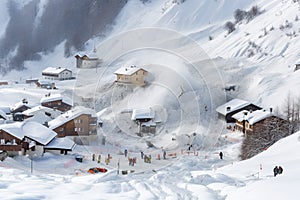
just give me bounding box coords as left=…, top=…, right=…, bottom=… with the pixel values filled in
left=270, top=108, right=273, bottom=113
left=226, top=106, right=231, bottom=111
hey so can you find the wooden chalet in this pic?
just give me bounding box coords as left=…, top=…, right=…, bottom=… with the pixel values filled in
left=114, top=65, right=148, bottom=86
left=216, top=99, right=261, bottom=123
left=232, top=108, right=287, bottom=136
left=40, top=93, right=72, bottom=112
left=48, top=106, right=97, bottom=143
left=0, top=121, right=57, bottom=156
left=131, top=108, right=156, bottom=134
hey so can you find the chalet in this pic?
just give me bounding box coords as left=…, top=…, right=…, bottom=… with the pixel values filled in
left=295, top=60, right=300, bottom=72
left=40, top=93, right=72, bottom=112
left=22, top=106, right=62, bottom=125
left=42, top=67, right=72, bottom=80
left=232, top=108, right=286, bottom=136
left=0, top=121, right=57, bottom=156
left=216, top=99, right=261, bottom=123
left=26, top=78, right=39, bottom=84
left=11, top=99, right=32, bottom=121
left=131, top=108, right=156, bottom=134
left=75, top=53, right=101, bottom=68
left=114, top=65, right=148, bottom=86
left=44, top=137, right=76, bottom=155
left=36, top=80, right=56, bottom=89
left=0, top=80, right=8, bottom=86
left=48, top=106, right=97, bottom=144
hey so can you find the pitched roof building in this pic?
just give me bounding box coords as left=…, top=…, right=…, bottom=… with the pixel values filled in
left=114, top=65, right=148, bottom=86
left=42, top=67, right=72, bottom=80
left=216, top=98, right=261, bottom=123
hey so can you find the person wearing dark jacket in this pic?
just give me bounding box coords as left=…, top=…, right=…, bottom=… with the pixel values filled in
left=278, top=166, right=283, bottom=174
left=219, top=151, right=223, bottom=159
left=273, top=166, right=279, bottom=177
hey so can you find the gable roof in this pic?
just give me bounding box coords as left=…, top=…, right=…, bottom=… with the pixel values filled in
left=232, top=109, right=283, bottom=125
left=75, top=52, right=98, bottom=60
left=45, top=137, right=76, bottom=150
left=114, top=65, right=147, bottom=76
left=216, top=99, right=252, bottom=116
left=22, top=121, right=57, bottom=145
left=0, top=121, right=57, bottom=144
left=0, top=122, right=24, bottom=140
left=40, top=93, right=73, bottom=106
left=48, top=106, right=96, bottom=129
left=42, top=67, right=71, bottom=75
left=22, top=105, right=62, bottom=117
left=131, top=108, right=155, bottom=120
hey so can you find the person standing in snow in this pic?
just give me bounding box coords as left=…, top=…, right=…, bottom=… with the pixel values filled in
left=98, top=155, right=101, bottom=163
left=124, top=149, right=128, bottom=157
left=141, top=151, right=144, bottom=159
left=163, top=150, right=167, bottom=160
left=278, top=166, right=283, bottom=174
left=273, top=166, right=279, bottom=177
left=219, top=151, right=223, bottom=159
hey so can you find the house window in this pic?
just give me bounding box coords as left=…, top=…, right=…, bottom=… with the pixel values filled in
left=75, top=127, right=84, bottom=132
left=59, top=127, right=64, bottom=132
left=58, top=102, right=61, bottom=105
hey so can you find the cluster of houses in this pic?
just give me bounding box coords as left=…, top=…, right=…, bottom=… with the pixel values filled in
left=216, top=98, right=286, bottom=136
left=0, top=93, right=98, bottom=157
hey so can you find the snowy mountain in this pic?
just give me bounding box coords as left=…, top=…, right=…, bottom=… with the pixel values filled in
left=0, top=0, right=300, bottom=199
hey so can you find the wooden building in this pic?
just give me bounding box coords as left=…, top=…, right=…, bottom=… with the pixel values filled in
left=216, top=99, right=261, bottom=123
left=48, top=106, right=97, bottom=142
left=114, top=65, right=148, bottom=86
left=131, top=108, right=156, bottom=135
left=0, top=80, right=8, bottom=86
left=35, top=80, right=56, bottom=89
left=40, top=93, right=72, bottom=112
left=0, top=121, right=57, bottom=156
left=232, top=108, right=286, bottom=136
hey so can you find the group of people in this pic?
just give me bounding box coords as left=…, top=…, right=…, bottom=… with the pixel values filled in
left=273, top=166, right=283, bottom=177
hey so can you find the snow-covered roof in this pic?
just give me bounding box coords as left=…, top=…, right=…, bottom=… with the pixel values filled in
left=45, top=137, right=76, bottom=150
left=0, top=121, right=57, bottom=145
left=24, top=112, right=53, bottom=125
left=75, top=52, right=98, bottom=59
left=22, top=121, right=57, bottom=145
left=232, top=109, right=279, bottom=125
left=216, top=99, right=251, bottom=115
left=48, top=106, right=96, bottom=129
left=40, top=93, right=73, bottom=106
left=22, top=105, right=62, bottom=117
left=114, top=65, right=146, bottom=75
left=42, top=67, right=71, bottom=75
left=0, top=122, right=24, bottom=140
left=131, top=108, right=155, bottom=120
left=295, top=60, right=300, bottom=65
left=13, top=101, right=31, bottom=110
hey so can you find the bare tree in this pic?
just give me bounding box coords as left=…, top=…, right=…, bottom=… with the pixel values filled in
left=240, top=116, right=288, bottom=160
